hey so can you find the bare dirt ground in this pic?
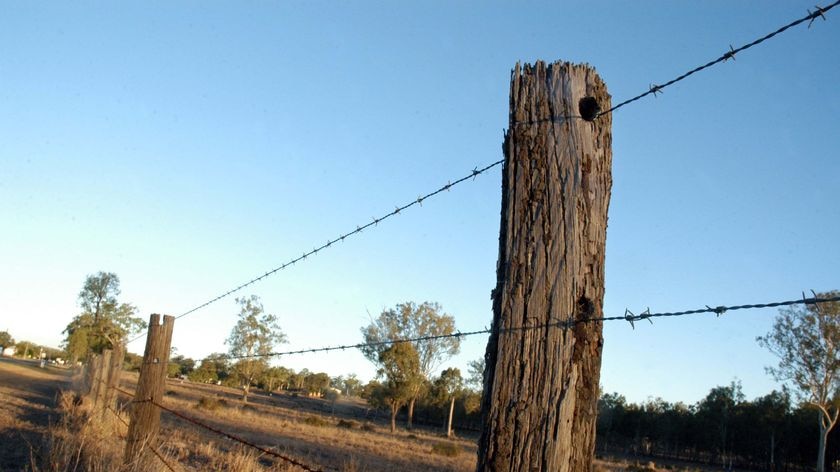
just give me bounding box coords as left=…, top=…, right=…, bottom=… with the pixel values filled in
left=0, top=357, right=72, bottom=471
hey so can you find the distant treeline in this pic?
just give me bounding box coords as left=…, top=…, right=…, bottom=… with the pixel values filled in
left=597, top=382, right=840, bottom=471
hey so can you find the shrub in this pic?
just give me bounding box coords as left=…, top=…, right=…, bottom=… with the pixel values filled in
left=196, top=397, right=226, bottom=411
left=361, top=422, right=376, bottom=432
left=336, top=419, right=357, bottom=429
left=303, top=415, right=330, bottom=427
left=430, top=442, right=460, bottom=457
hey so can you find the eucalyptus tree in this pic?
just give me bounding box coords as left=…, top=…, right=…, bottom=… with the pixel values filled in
left=62, top=272, right=145, bottom=362
left=226, top=295, right=287, bottom=402
left=757, top=291, right=840, bottom=472
left=360, top=301, right=460, bottom=428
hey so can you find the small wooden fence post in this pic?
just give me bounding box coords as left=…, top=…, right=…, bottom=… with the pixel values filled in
left=104, top=343, right=125, bottom=414
left=87, top=354, right=102, bottom=403
left=124, top=314, right=175, bottom=465
left=477, top=60, right=612, bottom=471
left=94, top=349, right=112, bottom=410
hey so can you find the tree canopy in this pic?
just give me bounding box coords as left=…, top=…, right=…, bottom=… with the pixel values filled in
left=0, top=330, right=14, bottom=349
left=360, top=301, right=460, bottom=428
left=62, top=272, right=145, bottom=361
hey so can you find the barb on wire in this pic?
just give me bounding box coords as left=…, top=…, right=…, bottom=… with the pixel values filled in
left=127, top=158, right=503, bottom=345
left=183, top=294, right=840, bottom=364
left=147, top=398, right=327, bottom=472
left=601, top=0, right=840, bottom=116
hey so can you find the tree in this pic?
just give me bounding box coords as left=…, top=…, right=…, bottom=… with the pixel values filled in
left=62, top=272, right=145, bottom=362
left=433, top=367, right=464, bottom=438
left=757, top=291, right=840, bottom=472
left=189, top=353, right=230, bottom=383
left=260, top=366, right=291, bottom=393
left=226, top=295, right=287, bottom=402
left=0, top=331, right=14, bottom=350
left=467, top=357, right=485, bottom=391
left=342, top=374, right=362, bottom=397
left=374, top=342, right=423, bottom=433
left=360, top=301, right=460, bottom=428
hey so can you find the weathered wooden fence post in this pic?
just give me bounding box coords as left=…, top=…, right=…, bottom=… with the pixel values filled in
left=87, top=354, right=102, bottom=403
left=477, top=60, right=612, bottom=471
left=124, top=314, right=174, bottom=465
left=94, top=349, right=112, bottom=409
left=102, top=343, right=125, bottom=419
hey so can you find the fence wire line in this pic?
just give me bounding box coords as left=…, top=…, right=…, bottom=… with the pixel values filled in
left=108, top=383, right=327, bottom=472
left=601, top=0, right=839, bottom=116
left=127, top=158, right=503, bottom=346
left=182, top=294, right=840, bottom=365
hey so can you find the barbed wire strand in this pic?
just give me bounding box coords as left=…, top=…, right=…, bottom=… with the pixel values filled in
left=106, top=404, right=178, bottom=472
left=108, top=384, right=327, bottom=472
left=600, top=0, right=839, bottom=116
left=184, top=294, right=840, bottom=364
left=126, top=3, right=840, bottom=347
left=127, top=159, right=503, bottom=345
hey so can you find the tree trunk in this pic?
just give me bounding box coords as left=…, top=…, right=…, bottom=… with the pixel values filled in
left=477, top=61, right=612, bottom=472
left=817, top=416, right=828, bottom=472
left=407, top=396, right=416, bottom=430
left=242, top=384, right=249, bottom=403
left=390, top=402, right=399, bottom=433
left=447, top=396, right=456, bottom=438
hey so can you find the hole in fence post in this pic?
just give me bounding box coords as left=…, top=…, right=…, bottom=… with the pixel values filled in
left=579, top=96, right=600, bottom=121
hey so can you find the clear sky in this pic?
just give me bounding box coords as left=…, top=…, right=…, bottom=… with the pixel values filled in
left=1, top=1, right=838, bottom=405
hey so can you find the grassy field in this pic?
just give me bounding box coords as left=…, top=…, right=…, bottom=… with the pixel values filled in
left=0, top=358, right=736, bottom=471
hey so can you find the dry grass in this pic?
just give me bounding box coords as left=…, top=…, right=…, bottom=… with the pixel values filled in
left=0, top=361, right=718, bottom=472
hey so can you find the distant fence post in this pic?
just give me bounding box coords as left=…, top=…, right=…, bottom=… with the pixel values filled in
left=477, top=60, right=612, bottom=471
left=104, top=342, right=125, bottom=415
left=86, top=354, right=102, bottom=402
left=94, top=349, right=112, bottom=409
left=124, top=314, right=174, bottom=465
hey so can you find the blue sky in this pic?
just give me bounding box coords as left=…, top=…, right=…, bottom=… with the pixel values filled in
left=1, top=1, right=838, bottom=405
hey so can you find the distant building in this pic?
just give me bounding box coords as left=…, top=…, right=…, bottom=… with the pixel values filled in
left=2, top=346, right=14, bottom=357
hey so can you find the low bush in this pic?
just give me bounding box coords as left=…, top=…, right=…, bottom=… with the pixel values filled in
left=303, top=415, right=330, bottom=427
left=336, top=419, right=357, bottom=429
left=196, top=396, right=227, bottom=411
left=430, top=442, right=459, bottom=457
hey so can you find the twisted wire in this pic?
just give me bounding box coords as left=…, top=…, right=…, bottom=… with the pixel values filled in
left=601, top=0, right=839, bottom=116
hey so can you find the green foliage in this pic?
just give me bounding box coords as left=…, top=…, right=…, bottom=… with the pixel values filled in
left=123, top=352, right=143, bottom=371
left=0, top=330, right=14, bottom=349
left=430, top=368, right=463, bottom=406
left=303, top=372, right=330, bottom=395
left=168, top=354, right=195, bottom=378
left=378, top=343, right=423, bottom=405
left=225, top=295, right=287, bottom=400
left=259, top=366, right=292, bottom=392
left=14, top=340, right=38, bottom=357
left=758, top=290, right=840, bottom=471
left=62, top=272, right=145, bottom=361
left=467, top=357, right=485, bottom=391
left=189, top=353, right=230, bottom=383
left=360, top=302, right=460, bottom=378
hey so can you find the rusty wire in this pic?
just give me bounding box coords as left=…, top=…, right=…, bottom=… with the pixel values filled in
left=601, top=0, right=840, bottom=116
